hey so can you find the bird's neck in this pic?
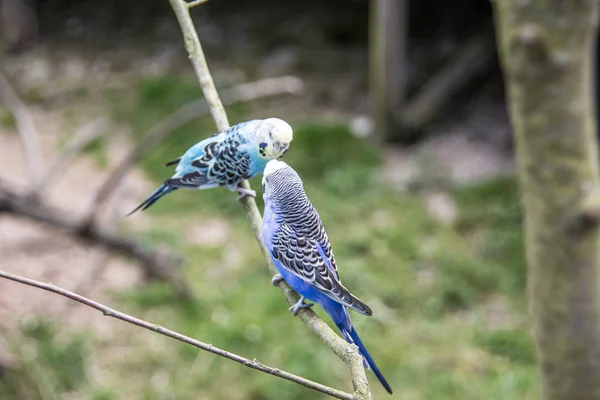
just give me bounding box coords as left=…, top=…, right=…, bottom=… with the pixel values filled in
left=250, top=156, right=269, bottom=176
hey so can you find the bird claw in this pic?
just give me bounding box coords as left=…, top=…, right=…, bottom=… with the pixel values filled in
left=271, top=274, right=284, bottom=286
left=234, top=187, right=256, bottom=201
left=289, top=296, right=314, bottom=316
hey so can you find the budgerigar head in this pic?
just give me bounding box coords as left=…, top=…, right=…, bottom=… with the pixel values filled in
left=254, top=118, right=293, bottom=161
left=262, top=159, right=304, bottom=202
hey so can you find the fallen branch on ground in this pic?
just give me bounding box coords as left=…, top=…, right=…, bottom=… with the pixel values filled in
left=0, top=184, right=190, bottom=297
left=0, top=69, right=43, bottom=188
left=0, top=269, right=355, bottom=400
left=31, top=117, right=110, bottom=197
left=63, top=139, right=125, bottom=311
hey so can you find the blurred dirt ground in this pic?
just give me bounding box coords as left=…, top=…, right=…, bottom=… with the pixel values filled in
left=0, top=101, right=150, bottom=367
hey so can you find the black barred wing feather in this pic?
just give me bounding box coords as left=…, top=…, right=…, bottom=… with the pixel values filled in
left=166, top=138, right=250, bottom=188
left=207, top=142, right=252, bottom=185
left=272, top=224, right=373, bottom=316
left=193, top=138, right=251, bottom=186
left=165, top=171, right=214, bottom=188
left=300, top=207, right=341, bottom=282
left=316, top=230, right=340, bottom=281
left=165, top=140, right=220, bottom=188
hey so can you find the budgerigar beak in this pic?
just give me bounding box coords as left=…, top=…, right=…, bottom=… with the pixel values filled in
left=274, top=142, right=289, bottom=158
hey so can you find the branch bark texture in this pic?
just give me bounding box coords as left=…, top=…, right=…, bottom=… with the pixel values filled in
left=0, top=269, right=354, bottom=400
left=493, top=1, right=600, bottom=399
left=168, top=0, right=372, bottom=398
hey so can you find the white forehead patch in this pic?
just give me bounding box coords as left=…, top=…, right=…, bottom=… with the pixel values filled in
left=264, top=159, right=290, bottom=177
left=264, top=118, right=293, bottom=143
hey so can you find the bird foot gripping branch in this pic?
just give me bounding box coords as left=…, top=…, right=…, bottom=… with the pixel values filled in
left=232, top=186, right=257, bottom=201
left=289, top=296, right=315, bottom=316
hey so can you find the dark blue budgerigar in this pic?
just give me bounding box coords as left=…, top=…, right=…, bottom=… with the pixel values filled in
left=128, top=118, right=293, bottom=215
left=261, top=160, right=393, bottom=394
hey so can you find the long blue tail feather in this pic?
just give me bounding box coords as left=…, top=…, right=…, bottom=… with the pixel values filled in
left=127, top=184, right=177, bottom=216
left=341, top=324, right=393, bottom=394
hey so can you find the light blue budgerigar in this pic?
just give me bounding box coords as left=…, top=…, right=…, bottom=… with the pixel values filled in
left=261, top=160, right=393, bottom=394
left=127, top=118, right=293, bottom=215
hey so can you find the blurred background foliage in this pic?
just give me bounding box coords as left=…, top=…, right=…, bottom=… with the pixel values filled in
left=0, top=0, right=536, bottom=399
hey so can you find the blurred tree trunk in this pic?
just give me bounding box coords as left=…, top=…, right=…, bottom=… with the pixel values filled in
left=0, top=0, right=37, bottom=53
left=492, top=1, right=600, bottom=400
left=369, top=0, right=407, bottom=142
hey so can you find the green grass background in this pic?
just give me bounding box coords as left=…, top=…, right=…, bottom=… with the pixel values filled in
left=0, top=75, right=537, bottom=400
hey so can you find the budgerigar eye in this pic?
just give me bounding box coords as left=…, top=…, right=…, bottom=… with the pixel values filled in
left=269, top=132, right=273, bottom=139
left=259, top=142, right=268, bottom=149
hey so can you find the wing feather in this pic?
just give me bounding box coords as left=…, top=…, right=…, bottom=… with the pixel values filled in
left=165, top=172, right=217, bottom=188
left=272, top=224, right=372, bottom=316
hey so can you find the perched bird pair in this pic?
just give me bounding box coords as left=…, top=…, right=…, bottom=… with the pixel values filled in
left=129, top=118, right=392, bottom=394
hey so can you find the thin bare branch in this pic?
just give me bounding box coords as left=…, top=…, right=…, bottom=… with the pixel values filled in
left=31, top=117, right=110, bottom=197
left=167, top=1, right=372, bottom=398
left=186, top=0, right=209, bottom=8
left=0, top=269, right=355, bottom=400
left=0, top=69, right=43, bottom=188
left=0, top=184, right=190, bottom=296
left=87, top=76, right=303, bottom=223
left=169, top=0, right=228, bottom=129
